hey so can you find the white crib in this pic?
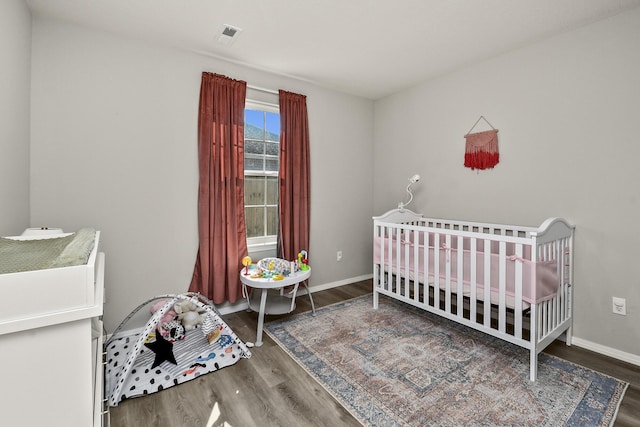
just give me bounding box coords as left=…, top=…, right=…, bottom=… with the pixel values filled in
left=372, top=209, right=574, bottom=381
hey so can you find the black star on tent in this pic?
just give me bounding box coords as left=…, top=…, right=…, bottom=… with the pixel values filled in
left=144, top=332, right=177, bottom=368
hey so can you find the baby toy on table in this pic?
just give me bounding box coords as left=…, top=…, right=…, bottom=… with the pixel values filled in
left=266, top=260, right=284, bottom=280
left=242, top=256, right=252, bottom=275
left=251, top=257, right=290, bottom=280
left=297, top=250, right=310, bottom=271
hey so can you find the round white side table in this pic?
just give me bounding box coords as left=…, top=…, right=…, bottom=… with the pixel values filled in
left=240, top=267, right=313, bottom=347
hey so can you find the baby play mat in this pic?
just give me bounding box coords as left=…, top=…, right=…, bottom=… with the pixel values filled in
left=105, top=293, right=251, bottom=406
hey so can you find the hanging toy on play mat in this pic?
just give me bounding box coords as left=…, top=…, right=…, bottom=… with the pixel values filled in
left=464, top=116, right=499, bottom=171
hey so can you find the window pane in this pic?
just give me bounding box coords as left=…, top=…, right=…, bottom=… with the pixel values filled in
left=265, top=158, right=278, bottom=172
left=245, top=157, right=264, bottom=172
left=245, top=140, right=264, bottom=155
left=245, top=206, right=265, bottom=238
left=265, top=141, right=279, bottom=156
left=245, top=110, right=264, bottom=134
left=266, top=177, right=278, bottom=205
left=266, top=112, right=280, bottom=139
left=267, top=206, right=278, bottom=236
left=244, top=176, right=265, bottom=205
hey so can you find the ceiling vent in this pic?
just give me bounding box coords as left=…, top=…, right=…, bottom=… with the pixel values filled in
left=218, top=24, right=243, bottom=46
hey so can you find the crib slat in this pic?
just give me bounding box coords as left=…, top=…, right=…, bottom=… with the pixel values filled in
left=498, top=241, right=507, bottom=333
left=434, top=233, right=441, bottom=310
left=403, top=230, right=410, bottom=298
left=561, top=239, right=569, bottom=323
left=538, top=242, right=550, bottom=338
left=542, top=301, right=549, bottom=338
left=387, top=225, right=392, bottom=294
left=550, top=243, right=556, bottom=332
left=423, top=230, right=429, bottom=305
left=444, top=234, right=452, bottom=314
left=379, top=226, right=383, bottom=292
left=483, top=239, right=491, bottom=327
left=413, top=229, right=420, bottom=304
left=390, top=228, right=402, bottom=296
left=456, top=235, right=464, bottom=318
left=513, top=244, right=524, bottom=339
left=470, top=238, right=477, bottom=322
left=559, top=241, right=566, bottom=323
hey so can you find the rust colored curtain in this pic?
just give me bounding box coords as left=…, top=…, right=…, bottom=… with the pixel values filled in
left=277, top=90, right=311, bottom=261
left=190, top=73, right=248, bottom=304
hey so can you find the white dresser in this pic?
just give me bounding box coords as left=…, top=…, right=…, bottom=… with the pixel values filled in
left=0, top=229, right=105, bottom=427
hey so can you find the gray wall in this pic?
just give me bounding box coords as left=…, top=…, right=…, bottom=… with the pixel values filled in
left=29, top=16, right=374, bottom=332
left=0, top=0, right=31, bottom=235
left=374, top=9, right=640, bottom=359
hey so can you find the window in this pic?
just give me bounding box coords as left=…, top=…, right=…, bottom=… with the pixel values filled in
left=244, top=101, right=280, bottom=249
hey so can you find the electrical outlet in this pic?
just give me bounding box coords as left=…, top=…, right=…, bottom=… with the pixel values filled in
left=612, top=297, right=627, bottom=315
left=337, top=250, right=343, bottom=262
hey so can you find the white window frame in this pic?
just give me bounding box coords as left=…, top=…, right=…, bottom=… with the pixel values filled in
left=245, top=100, right=280, bottom=252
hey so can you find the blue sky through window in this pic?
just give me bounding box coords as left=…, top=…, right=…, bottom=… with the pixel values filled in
left=245, top=109, right=280, bottom=137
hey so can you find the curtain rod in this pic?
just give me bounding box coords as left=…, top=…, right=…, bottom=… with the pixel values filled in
left=247, top=84, right=279, bottom=95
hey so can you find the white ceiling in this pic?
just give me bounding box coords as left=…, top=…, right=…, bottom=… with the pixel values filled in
left=25, top=0, right=640, bottom=100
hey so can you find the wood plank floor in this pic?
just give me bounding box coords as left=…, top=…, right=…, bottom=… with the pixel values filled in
left=108, top=280, right=640, bottom=427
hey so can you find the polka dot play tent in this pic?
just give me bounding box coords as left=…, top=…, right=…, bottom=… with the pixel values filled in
left=105, top=293, right=251, bottom=406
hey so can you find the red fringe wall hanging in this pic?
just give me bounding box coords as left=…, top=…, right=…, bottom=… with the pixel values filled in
left=464, top=116, right=499, bottom=170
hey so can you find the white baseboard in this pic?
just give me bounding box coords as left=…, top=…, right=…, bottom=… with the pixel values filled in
left=571, top=336, right=640, bottom=367
left=303, top=274, right=373, bottom=294
left=217, top=300, right=249, bottom=315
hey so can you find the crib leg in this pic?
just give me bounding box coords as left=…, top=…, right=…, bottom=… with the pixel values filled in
left=530, top=351, right=538, bottom=381
left=373, top=289, right=379, bottom=309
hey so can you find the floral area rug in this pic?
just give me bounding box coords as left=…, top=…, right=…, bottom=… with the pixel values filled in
left=264, top=295, right=627, bottom=426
